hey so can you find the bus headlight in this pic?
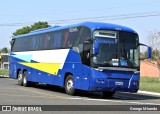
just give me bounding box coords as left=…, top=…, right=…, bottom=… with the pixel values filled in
left=96, top=79, right=105, bottom=83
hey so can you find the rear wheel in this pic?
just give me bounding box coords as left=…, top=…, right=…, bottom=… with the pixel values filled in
left=102, top=91, right=115, bottom=98
left=18, top=70, right=23, bottom=86
left=23, top=71, right=30, bottom=87
left=65, top=75, right=76, bottom=95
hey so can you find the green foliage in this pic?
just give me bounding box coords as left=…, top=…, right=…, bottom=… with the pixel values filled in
left=13, top=26, right=30, bottom=36
left=140, top=77, right=159, bottom=83
left=140, top=77, right=160, bottom=93
left=0, top=47, right=9, bottom=53
left=140, top=51, right=147, bottom=59
left=151, top=49, right=160, bottom=60
left=0, top=69, right=9, bottom=76
left=30, top=22, right=50, bottom=31
left=12, top=22, right=51, bottom=36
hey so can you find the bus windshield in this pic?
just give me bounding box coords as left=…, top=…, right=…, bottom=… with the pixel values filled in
left=92, top=30, right=140, bottom=68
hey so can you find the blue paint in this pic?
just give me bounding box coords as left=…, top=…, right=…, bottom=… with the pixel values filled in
left=147, top=47, right=152, bottom=58
left=13, top=22, right=137, bottom=39
left=9, top=48, right=140, bottom=92
left=10, top=22, right=141, bottom=94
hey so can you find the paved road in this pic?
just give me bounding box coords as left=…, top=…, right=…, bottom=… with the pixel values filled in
left=0, top=76, right=160, bottom=113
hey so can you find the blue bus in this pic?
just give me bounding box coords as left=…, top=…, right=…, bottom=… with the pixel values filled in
left=9, top=22, right=151, bottom=97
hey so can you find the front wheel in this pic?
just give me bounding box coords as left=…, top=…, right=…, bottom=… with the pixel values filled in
left=65, top=75, right=76, bottom=95
left=102, top=91, right=115, bottom=98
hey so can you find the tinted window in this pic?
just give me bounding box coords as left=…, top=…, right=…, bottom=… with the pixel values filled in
left=67, top=27, right=79, bottom=47
left=11, top=26, right=90, bottom=52
left=30, top=35, right=39, bottom=51
left=79, top=27, right=91, bottom=44
left=12, top=38, right=23, bottom=52
left=36, top=33, right=50, bottom=50
left=62, top=30, right=69, bottom=48
left=63, top=27, right=80, bottom=48
left=54, top=31, right=63, bottom=48
left=24, top=37, right=31, bottom=51
left=49, top=32, right=55, bottom=49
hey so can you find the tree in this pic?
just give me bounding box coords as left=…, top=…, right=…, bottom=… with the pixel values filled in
left=30, top=22, right=51, bottom=31
left=1, top=47, right=9, bottom=53
left=12, top=21, right=51, bottom=36
left=148, top=30, right=160, bottom=81
left=13, top=26, right=30, bottom=36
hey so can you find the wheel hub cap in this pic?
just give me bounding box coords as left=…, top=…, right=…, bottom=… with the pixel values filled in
left=67, top=79, right=73, bottom=91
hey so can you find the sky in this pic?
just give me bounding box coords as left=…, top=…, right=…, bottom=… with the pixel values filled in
left=0, top=0, right=160, bottom=49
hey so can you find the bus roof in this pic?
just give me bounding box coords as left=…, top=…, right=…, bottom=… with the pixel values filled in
left=13, top=22, right=137, bottom=39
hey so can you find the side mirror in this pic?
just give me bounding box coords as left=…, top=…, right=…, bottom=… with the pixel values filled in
left=139, top=43, right=152, bottom=59
left=147, top=47, right=152, bottom=58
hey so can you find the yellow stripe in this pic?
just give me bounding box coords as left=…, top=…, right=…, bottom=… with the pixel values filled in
left=19, top=62, right=61, bottom=75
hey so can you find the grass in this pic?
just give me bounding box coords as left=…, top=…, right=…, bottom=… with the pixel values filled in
left=0, top=69, right=9, bottom=76
left=140, top=77, right=160, bottom=93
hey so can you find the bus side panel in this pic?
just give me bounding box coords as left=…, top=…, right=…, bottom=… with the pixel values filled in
left=9, top=53, right=25, bottom=79
left=9, top=63, right=27, bottom=79
left=81, top=65, right=91, bottom=90
left=9, top=49, right=85, bottom=89
left=61, top=49, right=83, bottom=89
left=24, top=49, right=84, bottom=88
left=9, top=63, right=16, bottom=79
left=25, top=65, right=62, bottom=86
left=9, top=49, right=70, bottom=85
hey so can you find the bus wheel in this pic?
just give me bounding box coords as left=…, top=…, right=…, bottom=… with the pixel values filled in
left=102, top=91, right=115, bottom=98
left=65, top=75, right=76, bottom=95
left=23, top=71, right=29, bottom=87
left=18, top=70, right=23, bottom=86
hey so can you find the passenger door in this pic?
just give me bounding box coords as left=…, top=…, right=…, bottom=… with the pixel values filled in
left=81, top=43, right=91, bottom=90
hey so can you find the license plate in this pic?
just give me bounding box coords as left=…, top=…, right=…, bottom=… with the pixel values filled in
left=115, top=82, right=124, bottom=86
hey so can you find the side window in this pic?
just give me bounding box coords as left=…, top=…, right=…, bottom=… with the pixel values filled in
left=31, top=35, right=39, bottom=51
left=49, top=32, right=55, bottom=49
left=24, top=37, right=31, bottom=51
left=53, top=31, right=63, bottom=49
left=12, top=38, right=25, bottom=52
left=38, top=34, right=45, bottom=50
left=63, top=31, right=69, bottom=48
left=67, top=27, right=79, bottom=48
left=44, top=33, right=50, bottom=50
left=79, top=27, right=91, bottom=44
left=62, top=27, right=80, bottom=48
left=12, top=39, right=20, bottom=52
left=37, top=33, right=50, bottom=50
left=49, top=31, right=63, bottom=49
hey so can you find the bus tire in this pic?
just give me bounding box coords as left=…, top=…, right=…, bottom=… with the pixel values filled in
left=23, top=71, right=29, bottom=87
left=102, top=91, right=115, bottom=98
left=65, top=75, right=76, bottom=95
left=18, top=70, right=23, bottom=86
